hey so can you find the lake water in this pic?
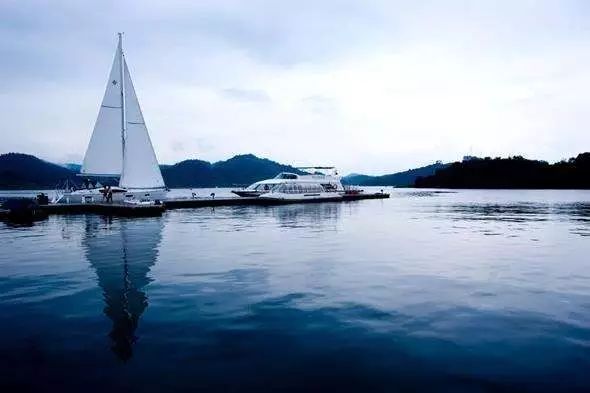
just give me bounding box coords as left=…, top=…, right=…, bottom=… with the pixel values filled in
left=1, top=188, right=589, bottom=392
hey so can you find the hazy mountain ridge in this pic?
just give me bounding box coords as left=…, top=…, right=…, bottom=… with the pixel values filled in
left=63, top=163, right=82, bottom=172
left=343, top=162, right=449, bottom=186
left=161, top=154, right=306, bottom=187
left=0, top=153, right=306, bottom=189
left=5, top=152, right=590, bottom=190
left=0, top=153, right=79, bottom=189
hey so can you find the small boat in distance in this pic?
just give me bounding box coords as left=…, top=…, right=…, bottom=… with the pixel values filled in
left=55, top=33, right=166, bottom=204
left=232, top=167, right=349, bottom=201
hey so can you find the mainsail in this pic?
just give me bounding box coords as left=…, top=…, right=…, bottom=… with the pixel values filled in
left=81, top=39, right=124, bottom=176
left=80, top=34, right=165, bottom=190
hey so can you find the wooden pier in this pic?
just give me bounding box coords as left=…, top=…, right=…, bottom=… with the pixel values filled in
left=15, top=192, right=390, bottom=218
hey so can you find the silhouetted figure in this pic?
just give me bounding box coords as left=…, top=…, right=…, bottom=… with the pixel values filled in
left=36, top=192, right=49, bottom=205
left=106, top=186, right=113, bottom=203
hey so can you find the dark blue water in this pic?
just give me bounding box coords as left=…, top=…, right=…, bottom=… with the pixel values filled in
left=1, top=189, right=590, bottom=392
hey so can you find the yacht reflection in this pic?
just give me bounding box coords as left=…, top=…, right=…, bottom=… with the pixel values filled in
left=272, top=202, right=342, bottom=228
left=83, top=216, right=163, bottom=361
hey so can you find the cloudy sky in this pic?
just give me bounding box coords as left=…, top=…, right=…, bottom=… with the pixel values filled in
left=1, top=0, right=589, bottom=174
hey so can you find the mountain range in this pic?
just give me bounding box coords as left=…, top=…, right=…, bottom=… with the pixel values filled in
left=4, top=152, right=589, bottom=190
left=342, top=162, right=448, bottom=187
left=0, top=153, right=79, bottom=189
left=1, top=152, right=436, bottom=189
left=159, top=154, right=306, bottom=187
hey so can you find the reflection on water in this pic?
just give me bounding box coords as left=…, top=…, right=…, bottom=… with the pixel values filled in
left=83, top=216, right=162, bottom=361
left=447, top=202, right=590, bottom=221
left=0, top=189, right=590, bottom=392
left=440, top=201, right=590, bottom=237
left=272, top=203, right=341, bottom=228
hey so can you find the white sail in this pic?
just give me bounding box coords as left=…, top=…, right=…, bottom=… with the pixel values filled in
left=118, top=59, right=165, bottom=189
left=81, top=40, right=124, bottom=176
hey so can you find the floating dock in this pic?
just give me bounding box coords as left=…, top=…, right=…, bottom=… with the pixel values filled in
left=40, top=203, right=165, bottom=217
left=22, top=192, right=390, bottom=218
left=154, top=192, right=388, bottom=209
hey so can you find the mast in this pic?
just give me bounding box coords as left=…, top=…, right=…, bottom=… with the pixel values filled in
left=118, top=32, right=126, bottom=180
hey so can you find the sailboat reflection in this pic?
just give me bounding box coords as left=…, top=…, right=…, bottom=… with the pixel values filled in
left=83, top=216, right=163, bottom=361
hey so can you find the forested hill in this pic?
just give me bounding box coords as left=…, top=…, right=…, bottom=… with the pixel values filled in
left=0, top=153, right=78, bottom=189
left=414, top=154, right=590, bottom=189
left=161, top=154, right=305, bottom=187
left=0, top=153, right=304, bottom=189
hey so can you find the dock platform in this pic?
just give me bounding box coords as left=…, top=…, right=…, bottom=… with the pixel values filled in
left=40, top=203, right=165, bottom=217
left=164, top=192, right=389, bottom=209
left=21, top=192, right=389, bottom=218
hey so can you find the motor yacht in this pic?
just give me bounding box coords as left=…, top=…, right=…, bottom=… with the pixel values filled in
left=233, top=167, right=349, bottom=201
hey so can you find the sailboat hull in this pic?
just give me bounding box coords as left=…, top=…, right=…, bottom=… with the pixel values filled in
left=124, top=188, right=167, bottom=202
left=54, top=188, right=167, bottom=204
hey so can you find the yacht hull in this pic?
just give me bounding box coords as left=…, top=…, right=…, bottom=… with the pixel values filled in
left=258, top=192, right=343, bottom=203
left=231, top=190, right=265, bottom=197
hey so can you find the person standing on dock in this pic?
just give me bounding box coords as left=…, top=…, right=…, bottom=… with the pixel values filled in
left=105, top=186, right=113, bottom=203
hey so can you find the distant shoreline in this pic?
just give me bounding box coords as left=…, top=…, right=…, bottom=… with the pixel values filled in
left=415, top=154, right=590, bottom=190
left=2, top=152, right=589, bottom=190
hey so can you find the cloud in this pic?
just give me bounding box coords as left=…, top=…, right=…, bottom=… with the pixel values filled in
left=221, top=88, right=271, bottom=103
left=1, top=1, right=589, bottom=174
left=301, top=95, right=337, bottom=115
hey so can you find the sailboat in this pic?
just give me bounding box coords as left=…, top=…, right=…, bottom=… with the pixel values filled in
left=55, top=33, right=167, bottom=204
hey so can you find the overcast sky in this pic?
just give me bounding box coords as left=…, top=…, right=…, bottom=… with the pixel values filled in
left=1, top=0, right=589, bottom=174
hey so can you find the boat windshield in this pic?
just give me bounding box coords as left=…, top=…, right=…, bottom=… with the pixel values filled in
left=274, top=173, right=299, bottom=180
left=247, top=183, right=273, bottom=191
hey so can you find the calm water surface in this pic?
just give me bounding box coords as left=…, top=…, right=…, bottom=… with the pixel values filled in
left=1, top=189, right=589, bottom=392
